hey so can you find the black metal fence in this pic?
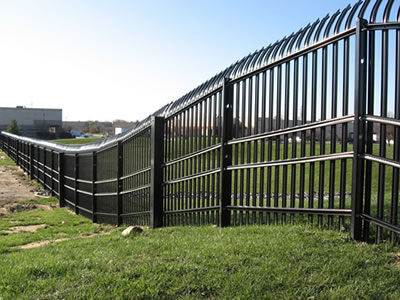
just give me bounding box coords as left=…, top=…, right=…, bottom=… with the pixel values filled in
left=1, top=0, right=400, bottom=243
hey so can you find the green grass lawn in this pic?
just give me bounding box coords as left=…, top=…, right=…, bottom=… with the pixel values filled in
left=52, top=137, right=104, bottom=145
left=0, top=202, right=399, bottom=299
left=1, top=145, right=400, bottom=298
left=0, top=150, right=15, bottom=166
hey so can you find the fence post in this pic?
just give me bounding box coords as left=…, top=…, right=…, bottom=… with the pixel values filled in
left=74, top=153, right=79, bottom=214
left=16, top=140, right=20, bottom=166
left=117, top=141, right=123, bottom=226
left=220, top=77, right=233, bottom=227
left=92, top=151, right=97, bottom=223
left=150, top=116, right=164, bottom=228
left=29, top=144, right=34, bottom=180
left=7, top=136, right=9, bottom=155
left=351, top=18, right=368, bottom=241
left=43, top=147, right=46, bottom=190
left=58, top=152, right=65, bottom=207
left=50, top=150, right=55, bottom=195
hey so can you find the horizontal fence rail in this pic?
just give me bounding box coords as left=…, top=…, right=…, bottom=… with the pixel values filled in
left=1, top=0, right=400, bottom=243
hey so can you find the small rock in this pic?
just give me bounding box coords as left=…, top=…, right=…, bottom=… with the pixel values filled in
left=121, top=226, right=143, bottom=237
left=61, top=221, right=66, bottom=224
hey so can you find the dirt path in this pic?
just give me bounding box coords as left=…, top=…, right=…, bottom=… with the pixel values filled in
left=17, top=231, right=113, bottom=249
left=0, top=165, right=41, bottom=203
left=0, top=165, right=55, bottom=216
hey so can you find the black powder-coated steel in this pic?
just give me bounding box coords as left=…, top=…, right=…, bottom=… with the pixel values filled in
left=1, top=0, right=400, bottom=243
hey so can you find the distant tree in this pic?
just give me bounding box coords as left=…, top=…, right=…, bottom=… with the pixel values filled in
left=7, top=120, right=21, bottom=135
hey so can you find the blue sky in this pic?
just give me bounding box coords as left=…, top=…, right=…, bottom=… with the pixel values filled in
left=0, top=0, right=363, bottom=121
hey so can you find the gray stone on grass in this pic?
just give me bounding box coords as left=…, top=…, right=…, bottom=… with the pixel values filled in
left=121, top=226, right=144, bottom=237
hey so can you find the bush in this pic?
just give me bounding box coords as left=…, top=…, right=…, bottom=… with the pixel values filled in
left=7, top=120, right=21, bottom=135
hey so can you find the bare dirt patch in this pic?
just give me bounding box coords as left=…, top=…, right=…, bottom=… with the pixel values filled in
left=19, top=238, right=70, bottom=249
left=17, top=231, right=113, bottom=249
left=0, top=165, right=41, bottom=203
left=3, top=224, right=46, bottom=234
left=0, top=165, right=57, bottom=216
left=0, top=203, right=58, bottom=217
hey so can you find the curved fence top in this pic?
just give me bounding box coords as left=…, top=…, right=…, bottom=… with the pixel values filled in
left=2, top=0, right=399, bottom=153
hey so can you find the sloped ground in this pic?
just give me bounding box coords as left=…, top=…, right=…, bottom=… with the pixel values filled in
left=0, top=150, right=55, bottom=216
left=0, top=164, right=40, bottom=202
left=0, top=150, right=399, bottom=299
left=0, top=164, right=52, bottom=216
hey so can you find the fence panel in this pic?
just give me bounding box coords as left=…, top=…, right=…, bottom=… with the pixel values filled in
left=163, top=89, right=223, bottom=226
left=227, top=42, right=355, bottom=229
left=95, top=146, right=118, bottom=224
left=359, top=5, right=400, bottom=242
left=121, top=126, right=152, bottom=226
left=1, top=0, right=400, bottom=244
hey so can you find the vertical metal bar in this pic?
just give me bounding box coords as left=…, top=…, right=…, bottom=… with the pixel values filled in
left=377, top=24, right=389, bottom=243
left=16, top=140, right=19, bottom=166
left=166, top=120, right=170, bottom=226
left=309, top=48, right=318, bottom=224
left=253, top=74, right=259, bottom=224
left=220, top=78, right=233, bottom=227
left=319, top=45, right=327, bottom=227
left=291, top=58, right=299, bottom=224
left=267, top=69, right=274, bottom=225
left=43, top=148, right=47, bottom=190
left=183, top=110, right=187, bottom=156
left=184, top=110, right=189, bottom=225
left=29, top=143, right=34, bottom=180
left=391, top=24, right=400, bottom=242
left=195, top=104, right=200, bottom=225
left=150, top=116, right=164, bottom=228
left=92, top=151, right=97, bottom=223
left=117, top=141, right=123, bottom=226
left=246, top=77, right=252, bottom=224
left=363, top=27, right=376, bottom=239
left=329, top=40, right=339, bottom=230
left=260, top=72, right=267, bottom=224
left=199, top=101, right=204, bottom=151
left=233, top=84, right=239, bottom=225
left=177, top=116, right=182, bottom=225
left=198, top=103, right=203, bottom=224
left=36, top=145, right=39, bottom=180
left=351, top=18, right=368, bottom=241
left=51, top=149, right=55, bottom=195
left=217, top=92, right=222, bottom=225
left=300, top=54, right=308, bottom=212
left=173, top=116, right=178, bottom=225
left=58, top=152, right=65, bottom=207
left=240, top=80, right=246, bottom=224
left=74, top=153, right=79, bottom=214
left=212, top=95, right=217, bottom=224
left=283, top=62, right=290, bottom=224
left=194, top=104, right=198, bottom=153
left=190, top=108, right=194, bottom=224
left=207, top=98, right=212, bottom=223
left=202, top=101, right=207, bottom=224
left=340, top=35, right=350, bottom=231
left=275, top=65, right=282, bottom=225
